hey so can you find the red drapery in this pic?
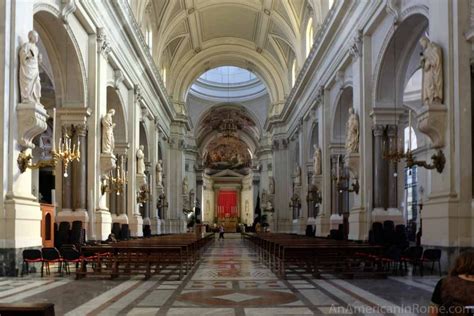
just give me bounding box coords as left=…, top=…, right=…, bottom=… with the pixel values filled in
left=217, top=191, right=238, bottom=218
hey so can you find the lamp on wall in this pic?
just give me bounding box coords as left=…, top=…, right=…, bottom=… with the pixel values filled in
left=18, top=109, right=80, bottom=177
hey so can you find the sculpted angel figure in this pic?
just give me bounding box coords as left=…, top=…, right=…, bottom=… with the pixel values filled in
left=293, top=163, right=302, bottom=185
left=19, top=30, right=41, bottom=103
left=182, top=176, right=189, bottom=195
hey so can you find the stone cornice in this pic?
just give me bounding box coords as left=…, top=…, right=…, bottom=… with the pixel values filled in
left=111, top=0, right=176, bottom=122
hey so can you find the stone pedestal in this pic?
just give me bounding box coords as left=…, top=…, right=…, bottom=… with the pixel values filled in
left=111, top=213, right=128, bottom=225
left=100, top=153, right=117, bottom=173
left=276, top=217, right=291, bottom=233
left=329, top=214, right=343, bottom=230
left=94, top=210, right=112, bottom=241
left=136, top=173, right=147, bottom=189
left=315, top=214, right=330, bottom=237
left=372, top=208, right=404, bottom=225
left=129, top=214, right=144, bottom=237
left=56, top=209, right=89, bottom=225
left=16, top=102, right=48, bottom=149
left=3, top=197, right=42, bottom=248
left=344, top=153, right=360, bottom=179
left=417, top=104, right=446, bottom=148
left=348, top=208, right=368, bottom=240
left=151, top=218, right=162, bottom=235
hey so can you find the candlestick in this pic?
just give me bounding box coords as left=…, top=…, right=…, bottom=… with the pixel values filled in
left=52, top=108, right=56, bottom=153
left=408, top=110, right=412, bottom=152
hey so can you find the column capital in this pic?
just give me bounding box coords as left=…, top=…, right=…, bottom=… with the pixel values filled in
left=373, top=124, right=385, bottom=137
left=74, top=123, right=88, bottom=137
left=386, top=124, right=397, bottom=137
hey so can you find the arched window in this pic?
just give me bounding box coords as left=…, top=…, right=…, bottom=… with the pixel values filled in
left=306, top=18, right=314, bottom=57
left=291, top=60, right=297, bottom=86
left=329, top=0, right=334, bottom=9
left=145, top=28, right=152, bottom=52
left=162, top=67, right=167, bottom=86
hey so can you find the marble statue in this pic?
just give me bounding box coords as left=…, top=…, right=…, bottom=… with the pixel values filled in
left=136, top=145, right=145, bottom=175
left=156, top=159, right=163, bottom=186
left=313, top=145, right=322, bottom=175
left=261, top=189, right=268, bottom=204
left=101, top=109, right=115, bottom=154
left=269, top=176, right=275, bottom=194
left=293, top=163, right=301, bottom=185
left=345, top=107, right=359, bottom=155
left=420, top=36, right=443, bottom=105
left=183, top=176, right=189, bottom=195
left=19, top=30, right=41, bottom=103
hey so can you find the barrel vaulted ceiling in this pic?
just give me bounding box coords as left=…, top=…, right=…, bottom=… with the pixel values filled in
left=130, top=0, right=331, bottom=104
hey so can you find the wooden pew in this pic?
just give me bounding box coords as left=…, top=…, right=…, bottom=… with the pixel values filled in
left=76, top=233, right=214, bottom=280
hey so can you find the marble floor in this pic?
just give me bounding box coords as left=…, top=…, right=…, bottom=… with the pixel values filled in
left=0, top=236, right=439, bottom=315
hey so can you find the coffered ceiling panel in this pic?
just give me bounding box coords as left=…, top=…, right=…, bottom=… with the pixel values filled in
left=200, top=6, right=258, bottom=42
left=130, top=0, right=328, bottom=103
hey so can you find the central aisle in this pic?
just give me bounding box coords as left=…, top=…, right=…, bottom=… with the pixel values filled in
left=0, top=235, right=436, bottom=315
left=141, top=235, right=318, bottom=315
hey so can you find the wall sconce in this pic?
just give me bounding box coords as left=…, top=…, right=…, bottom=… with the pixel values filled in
left=405, top=149, right=445, bottom=173
left=17, top=135, right=80, bottom=177
left=337, top=177, right=360, bottom=195
left=137, top=184, right=149, bottom=205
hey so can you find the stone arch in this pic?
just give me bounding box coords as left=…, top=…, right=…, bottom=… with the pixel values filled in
left=374, top=11, right=429, bottom=111
left=170, top=42, right=289, bottom=104
left=308, top=121, right=319, bottom=160
left=33, top=9, right=86, bottom=107
left=331, top=86, right=353, bottom=144
left=106, top=86, right=128, bottom=144
left=139, top=122, right=150, bottom=161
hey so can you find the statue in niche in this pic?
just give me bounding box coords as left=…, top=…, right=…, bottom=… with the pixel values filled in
left=293, top=163, right=301, bottom=185
left=182, top=176, right=189, bottom=195
left=313, top=145, right=322, bottom=176
left=420, top=36, right=443, bottom=105
left=345, top=107, right=359, bottom=155
left=136, top=145, right=145, bottom=175
left=101, top=109, right=115, bottom=154
left=19, top=30, right=41, bottom=103
left=156, top=159, right=163, bottom=186
left=268, top=176, right=275, bottom=194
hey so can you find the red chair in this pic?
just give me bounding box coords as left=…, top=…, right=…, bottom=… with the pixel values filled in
left=421, top=249, right=442, bottom=276
left=21, top=249, right=42, bottom=276
left=41, top=248, right=62, bottom=277
left=60, top=246, right=82, bottom=275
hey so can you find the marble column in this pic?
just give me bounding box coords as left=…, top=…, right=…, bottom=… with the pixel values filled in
left=386, top=125, right=398, bottom=209
left=330, top=155, right=338, bottom=215
left=372, top=125, right=386, bottom=210
left=109, top=182, right=117, bottom=215
left=117, top=155, right=127, bottom=215
left=61, top=125, right=74, bottom=212
left=72, top=124, right=88, bottom=212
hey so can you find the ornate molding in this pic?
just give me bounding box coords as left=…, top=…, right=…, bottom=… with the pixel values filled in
left=61, top=0, right=77, bottom=24
left=17, top=102, right=48, bottom=149
left=114, top=70, right=124, bottom=90
left=74, top=123, right=88, bottom=137
left=385, top=0, right=401, bottom=25
left=349, top=30, right=363, bottom=59
left=134, top=84, right=142, bottom=104
left=97, top=27, right=111, bottom=57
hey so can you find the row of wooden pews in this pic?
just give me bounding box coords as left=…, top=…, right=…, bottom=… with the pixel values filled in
left=242, top=232, right=387, bottom=279
left=76, top=233, right=214, bottom=280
